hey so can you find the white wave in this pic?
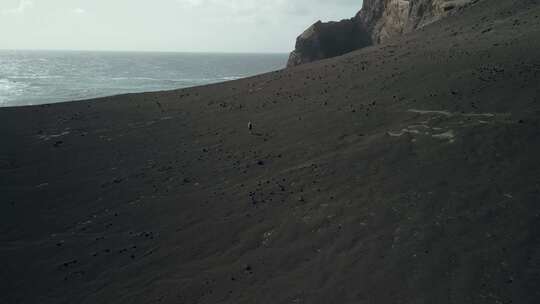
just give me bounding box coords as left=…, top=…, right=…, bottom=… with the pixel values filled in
left=0, top=78, right=16, bottom=91
left=221, top=76, right=244, bottom=80
left=0, top=78, right=30, bottom=99
left=110, top=77, right=162, bottom=81
left=108, top=75, right=245, bottom=83
left=8, top=75, right=64, bottom=80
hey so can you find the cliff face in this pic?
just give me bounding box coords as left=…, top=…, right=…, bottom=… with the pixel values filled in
left=287, top=0, right=476, bottom=67
left=287, top=18, right=371, bottom=67
left=363, top=0, right=477, bottom=43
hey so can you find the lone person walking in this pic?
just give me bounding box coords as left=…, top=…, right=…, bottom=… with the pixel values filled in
left=248, top=121, right=253, bottom=133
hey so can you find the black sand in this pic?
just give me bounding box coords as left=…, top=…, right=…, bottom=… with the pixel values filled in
left=1, top=0, right=540, bottom=303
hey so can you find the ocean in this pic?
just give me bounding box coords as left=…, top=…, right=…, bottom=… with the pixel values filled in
left=0, top=50, right=288, bottom=107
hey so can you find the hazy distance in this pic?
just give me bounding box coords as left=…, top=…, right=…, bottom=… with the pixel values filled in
left=0, top=0, right=362, bottom=53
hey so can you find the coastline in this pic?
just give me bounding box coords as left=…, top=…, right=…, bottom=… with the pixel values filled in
left=0, top=51, right=287, bottom=108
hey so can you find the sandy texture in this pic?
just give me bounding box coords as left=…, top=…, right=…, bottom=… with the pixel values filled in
left=1, top=0, right=540, bottom=303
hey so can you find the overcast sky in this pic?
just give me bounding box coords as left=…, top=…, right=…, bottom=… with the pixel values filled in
left=0, top=0, right=362, bottom=53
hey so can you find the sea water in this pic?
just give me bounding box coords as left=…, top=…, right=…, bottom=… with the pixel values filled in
left=0, top=50, right=288, bottom=107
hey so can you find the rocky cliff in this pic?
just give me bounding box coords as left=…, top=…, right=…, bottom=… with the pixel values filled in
left=287, top=18, right=371, bottom=67
left=287, top=0, right=476, bottom=67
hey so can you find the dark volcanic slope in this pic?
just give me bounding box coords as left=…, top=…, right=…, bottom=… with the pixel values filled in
left=2, top=1, right=540, bottom=303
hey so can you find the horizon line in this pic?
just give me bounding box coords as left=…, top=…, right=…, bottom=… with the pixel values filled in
left=0, top=48, right=290, bottom=55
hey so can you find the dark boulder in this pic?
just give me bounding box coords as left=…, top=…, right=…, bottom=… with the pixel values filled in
left=287, top=17, right=371, bottom=67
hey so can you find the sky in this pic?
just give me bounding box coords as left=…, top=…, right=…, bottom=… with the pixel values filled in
left=0, top=0, right=362, bottom=53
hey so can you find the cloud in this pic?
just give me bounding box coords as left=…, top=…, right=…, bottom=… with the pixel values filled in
left=73, top=8, right=86, bottom=14
left=176, top=0, right=361, bottom=16
left=1, top=0, right=34, bottom=15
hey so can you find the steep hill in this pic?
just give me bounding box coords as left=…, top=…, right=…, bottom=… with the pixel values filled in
left=1, top=0, right=540, bottom=303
